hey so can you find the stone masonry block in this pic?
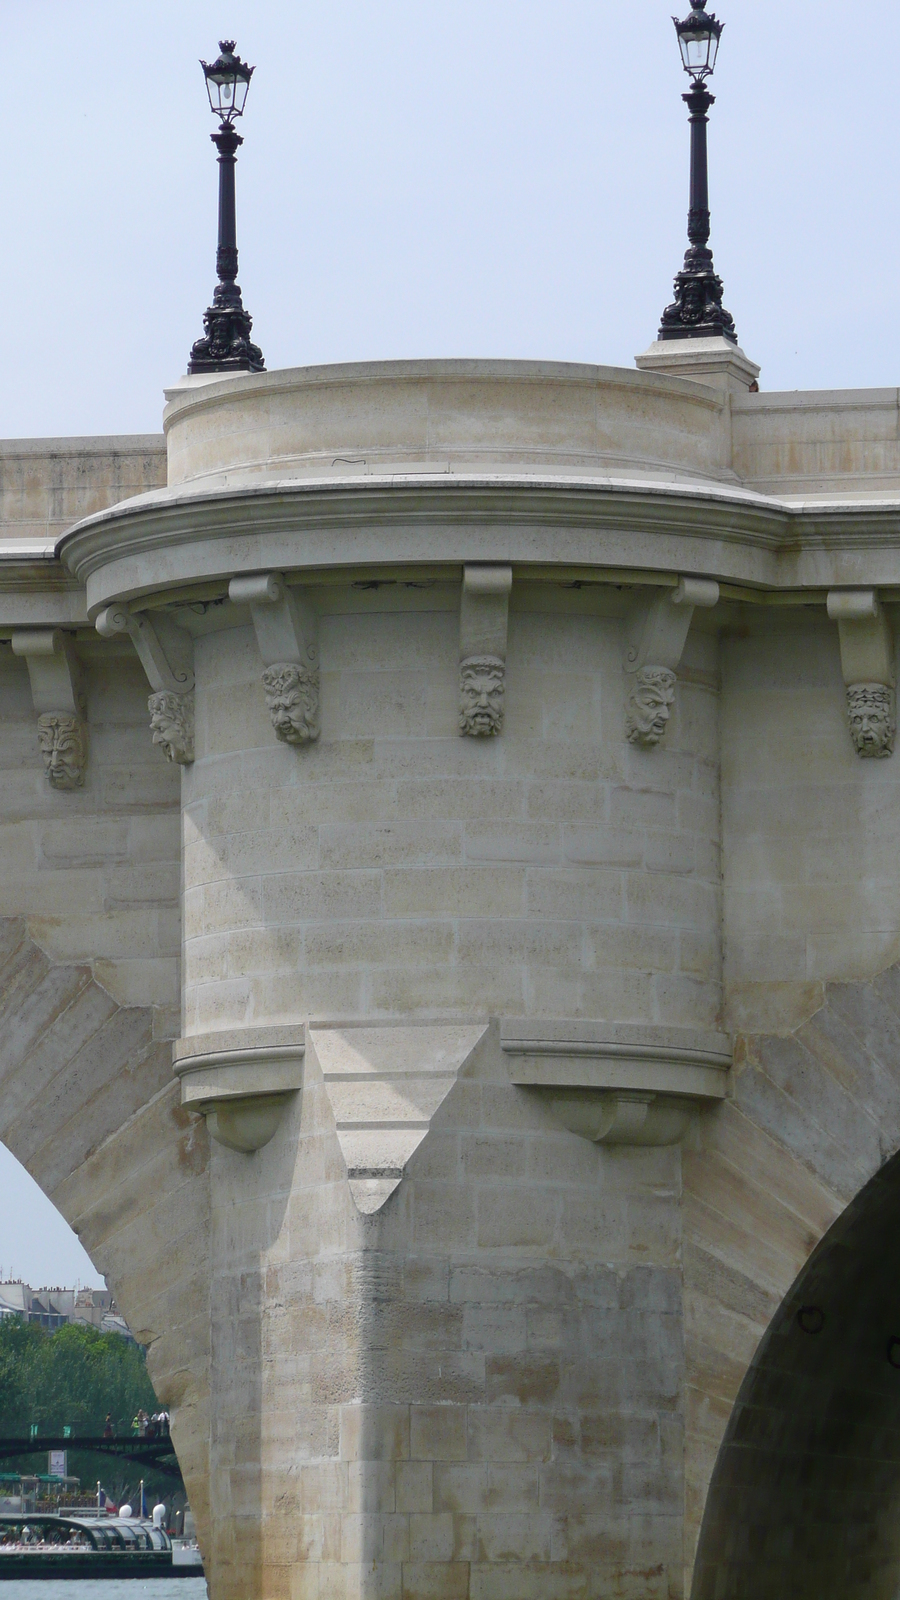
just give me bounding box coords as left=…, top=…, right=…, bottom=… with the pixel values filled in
left=410, top=1408, right=468, bottom=1463
left=339, top=1513, right=410, bottom=1564
left=383, top=868, right=526, bottom=920
left=475, top=1513, right=552, bottom=1563
left=397, top=1464, right=434, bottom=1515
left=475, top=1191, right=559, bottom=1251
left=407, top=1513, right=461, bottom=1564
left=340, top=1406, right=411, bottom=1462
left=465, top=1409, right=553, bottom=1463
left=525, top=869, right=622, bottom=921
left=400, top=1562, right=471, bottom=1600
left=265, top=871, right=383, bottom=925
left=321, top=823, right=463, bottom=870
left=525, top=782, right=604, bottom=823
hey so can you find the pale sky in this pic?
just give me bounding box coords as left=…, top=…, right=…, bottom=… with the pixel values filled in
left=0, top=1143, right=101, bottom=1288
left=0, top=0, right=898, bottom=443
left=2, top=0, right=898, bottom=1285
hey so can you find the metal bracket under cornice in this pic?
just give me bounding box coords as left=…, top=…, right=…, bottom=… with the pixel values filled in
left=228, top=572, right=320, bottom=746
left=623, top=576, right=719, bottom=748
left=174, top=1027, right=306, bottom=1153
left=827, top=589, right=896, bottom=759
left=10, top=628, right=88, bottom=791
left=501, top=1020, right=731, bottom=1145
left=458, top=564, right=512, bottom=738
left=94, top=604, right=195, bottom=765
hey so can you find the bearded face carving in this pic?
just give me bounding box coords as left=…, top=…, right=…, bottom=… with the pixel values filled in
left=625, top=666, right=677, bottom=748
left=847, top=682, right=895, bottom=758
left=37, top=713, right=87, bottom=790
left=148, top=690, right=195, bottom=765
left=459, top=655, right=505, bottom=737
left=261, top=662, right=320, bottom=745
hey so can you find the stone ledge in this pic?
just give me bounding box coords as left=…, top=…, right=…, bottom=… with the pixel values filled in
left=173, top=1026, right=306, bottom=1153
left=501, top=1020, right=731, bottom=1145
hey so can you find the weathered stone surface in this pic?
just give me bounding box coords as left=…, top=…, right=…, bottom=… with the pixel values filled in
left=6, top=361, right=900, bottom=1598
left=0, top=437, right=165, bottom=544
left=0, top=919, right=211, bottom=1580
left=687, top=964, right=900, bottom=1597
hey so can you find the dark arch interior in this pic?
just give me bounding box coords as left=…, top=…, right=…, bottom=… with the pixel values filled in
left=692, top=1147, right=900, bottom=1599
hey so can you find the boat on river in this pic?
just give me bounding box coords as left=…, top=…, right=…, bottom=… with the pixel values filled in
left=0, top=1512, right=204, bottom=1579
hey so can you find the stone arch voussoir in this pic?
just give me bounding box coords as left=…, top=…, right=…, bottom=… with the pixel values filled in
left=687, top=959, right=900, bottom=1597
left=0, top=917, right=211, bottom=1550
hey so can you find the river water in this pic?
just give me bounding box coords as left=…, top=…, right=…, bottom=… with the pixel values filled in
left=0, top=1583, right=207, bottom=1599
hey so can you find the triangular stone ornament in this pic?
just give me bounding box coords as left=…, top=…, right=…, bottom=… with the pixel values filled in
left=309, top=1023, right=488, bottom=1213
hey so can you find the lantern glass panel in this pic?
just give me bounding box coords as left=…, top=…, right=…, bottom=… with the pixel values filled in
left=203, top=54, right=252, bottom=120
left=205, top=73, right=232, bottom=118
left=676, top=15, right=720, bottom=76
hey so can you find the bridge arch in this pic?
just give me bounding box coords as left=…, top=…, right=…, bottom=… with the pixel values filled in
left=0, top=917, right=210, bottom=1553
left=690, top=963, right=900, bottom=1598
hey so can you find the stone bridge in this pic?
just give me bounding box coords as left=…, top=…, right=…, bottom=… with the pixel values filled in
left=3, top=346, right=900, bottom=1599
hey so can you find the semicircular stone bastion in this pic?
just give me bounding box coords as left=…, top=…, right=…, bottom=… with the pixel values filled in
left=0, top=357, right=899, bottom=1598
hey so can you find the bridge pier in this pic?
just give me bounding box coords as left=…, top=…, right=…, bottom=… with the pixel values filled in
left=173, top=514, right=722, bottom=1595
left=0, top=357, right=897, bottom=1597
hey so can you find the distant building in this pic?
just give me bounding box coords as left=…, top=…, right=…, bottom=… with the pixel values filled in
left=0, top=1283, right=133, bottom=1339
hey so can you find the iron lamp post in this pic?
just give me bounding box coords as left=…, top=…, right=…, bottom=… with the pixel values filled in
left=658, top=0, right=736, bottom=344
left=188, top=40, right=265, bottom=374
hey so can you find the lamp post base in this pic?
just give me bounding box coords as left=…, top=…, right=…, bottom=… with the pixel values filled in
left=188, top=290, right=265, bottom=375
left=657, top=245, right=737, bottom=345
left=188, top=351, right=265, bottom=374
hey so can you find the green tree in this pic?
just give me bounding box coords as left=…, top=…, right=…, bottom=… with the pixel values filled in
left=0, top=1318, right=175, bottom=1500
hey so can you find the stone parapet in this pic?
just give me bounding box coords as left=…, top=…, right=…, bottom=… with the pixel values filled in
left=161, top=360, right=733, bottom=489
left=0, top=435, right=165, bottom=542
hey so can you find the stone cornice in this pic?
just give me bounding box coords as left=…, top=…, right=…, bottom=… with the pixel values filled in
left=62, top=472, right=787, bottom=568
left=501, top=1020, right=731, bottom=1146
left=0, top=546, right=88, bottom=627
left=57, top=471, right=900, bottom=611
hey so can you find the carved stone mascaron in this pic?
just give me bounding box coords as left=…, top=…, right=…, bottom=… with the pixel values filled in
left=625, top=666, right=677, bottom=748
left=459, top=655, right=505, bottom=737
left=261, top=662, right=320, bottom=745
left=37, top=713, right=87, bottom=791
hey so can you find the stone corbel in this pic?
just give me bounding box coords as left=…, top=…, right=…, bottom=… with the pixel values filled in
left=501, top=1020, right=731, bottom=1145
left=10, top=629, right=88, bottom=791
left=173, top=1027, right=306, bottom=1153
left=228, top=573, right=320, bottom=746
left=623, top=577, right=719, bottom=747
left=827, top=589, right=895, bottom=758
left=95, top=605, right=195, bottom=764
left=459, top=564, right=512, bottom=736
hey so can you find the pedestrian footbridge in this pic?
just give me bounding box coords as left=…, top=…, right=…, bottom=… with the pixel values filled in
left=0, top=1436, right=181, bottom=1479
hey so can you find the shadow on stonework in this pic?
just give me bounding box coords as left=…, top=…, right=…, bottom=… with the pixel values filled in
left=692, top=1146, right=900, bottom=1599
left=207, top=1089, right=295, bottom=1600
